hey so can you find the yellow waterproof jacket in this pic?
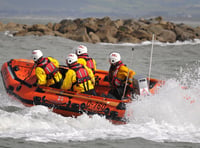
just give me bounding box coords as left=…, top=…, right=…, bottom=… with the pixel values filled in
left=77, top=58, right=96, bottom=73
left=61, top=64, right=95, bottom=93
left=109, top=63, right=136, bottom=86
left=35, top=57, right=62, bottom=86
left=117, top=65, right=136, bottom=83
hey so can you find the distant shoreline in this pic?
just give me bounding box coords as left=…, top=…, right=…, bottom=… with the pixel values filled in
left=0, top=16, right=200, bottom=44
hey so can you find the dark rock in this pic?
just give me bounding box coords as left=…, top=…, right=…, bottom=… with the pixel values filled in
left=89, top=32, right=101, bottom=43
left=1, top=16, right=199, bottom=43
left=174, top=25, right=196, bottom=41
left=65, top=27, right=92, bottom=43
left=157, top=30, right=177, bottom=43
left=52, top=23, right=61, bottom=31
left=132, top=29, right=152, bottom=41
left=58, top=20, right=77, bottom=33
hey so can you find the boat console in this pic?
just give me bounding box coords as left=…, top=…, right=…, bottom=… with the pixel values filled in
left=133, top=75, right=150, bottom=96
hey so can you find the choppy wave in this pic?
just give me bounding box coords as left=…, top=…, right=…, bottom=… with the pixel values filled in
left=126, top=78, right=200, bottom=142
left=0, top=63, right=200, bottom=143
left=126, top=61, right=200, bottom=143
left=99, top=39, right=200, bottom=47
left=4, top=31, right=14, bottom=37
left=0, top=32, right=199, bottom=144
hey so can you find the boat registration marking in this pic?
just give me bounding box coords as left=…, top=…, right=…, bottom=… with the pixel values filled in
left=86, top=101, right=107, bottom=112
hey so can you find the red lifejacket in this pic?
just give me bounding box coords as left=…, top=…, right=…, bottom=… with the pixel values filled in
left=109, top=61, right=125, bottom=87
left=37, top=57, right=59, bottom=79
left=78, top=54, right=95, bottom=73
left=69, top=63, right=91, bottom=85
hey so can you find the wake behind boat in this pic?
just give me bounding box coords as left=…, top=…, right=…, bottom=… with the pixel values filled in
left=1, top=59, right=163, bottom=124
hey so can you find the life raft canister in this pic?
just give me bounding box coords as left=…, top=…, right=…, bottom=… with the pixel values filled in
left=109, top=62, right=125, bottom=87
left=37, top=57, right=59, bottom=79
left=78, top=54, right=95, bottom=73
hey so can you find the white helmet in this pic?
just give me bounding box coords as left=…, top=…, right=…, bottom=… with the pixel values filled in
left=109, top=52, right=121, bottom=64
left=66, top=53, right=77, bottom=65
left=76, top=45, right=88, bottom=55
left=32, top=49, right=43, bottom=62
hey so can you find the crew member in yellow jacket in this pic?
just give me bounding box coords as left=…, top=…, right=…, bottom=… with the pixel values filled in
left=32, top=49, right=63, bottom=88
left=61, top=53, right=97, bottom=96
left=75, top=45, right=96, bottom=74
left=107, top=52, right=136, bottom=99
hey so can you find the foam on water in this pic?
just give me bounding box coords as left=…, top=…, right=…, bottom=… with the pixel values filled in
left=99, top=39, right=200, bottom=47
left=0, top=34, right=200, bottom=143
left=126, top=61, right=200, bottom=143
left=126, top=83, right=200, bottom=143
left=1, top=73, right=200, bottom=143
left=0, top=104, right=115, bottom=142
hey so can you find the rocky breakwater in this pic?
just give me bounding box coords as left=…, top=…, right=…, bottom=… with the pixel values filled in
left=0, top=16, right=200, bottom=43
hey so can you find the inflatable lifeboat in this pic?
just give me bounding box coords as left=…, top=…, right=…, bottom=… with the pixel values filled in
left=1, top=59, right=164, bottom=124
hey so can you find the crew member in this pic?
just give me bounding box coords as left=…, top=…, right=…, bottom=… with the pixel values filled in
left=61, top=53, right=97, bottom=96
left=32, top=49, right=63, bottom=88
left=75, top=45, right=96, bottom=74
left=107, top=52, right=136, bottom=99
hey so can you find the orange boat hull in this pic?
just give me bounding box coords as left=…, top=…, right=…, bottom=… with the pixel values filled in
left=1, top=59, right=163, bottom=124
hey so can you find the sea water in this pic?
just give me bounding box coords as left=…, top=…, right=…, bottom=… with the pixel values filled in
left=0, top=18, right=200, bottom=148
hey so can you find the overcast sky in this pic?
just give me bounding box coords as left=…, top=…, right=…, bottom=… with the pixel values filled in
left=0, top=0, right=200, bottom=19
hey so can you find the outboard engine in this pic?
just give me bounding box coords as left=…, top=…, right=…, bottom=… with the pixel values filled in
left=133, top=75, right=150, bottom=96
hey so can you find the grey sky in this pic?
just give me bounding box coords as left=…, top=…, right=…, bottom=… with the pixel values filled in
left=0, top=0, right=200, bottom=19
